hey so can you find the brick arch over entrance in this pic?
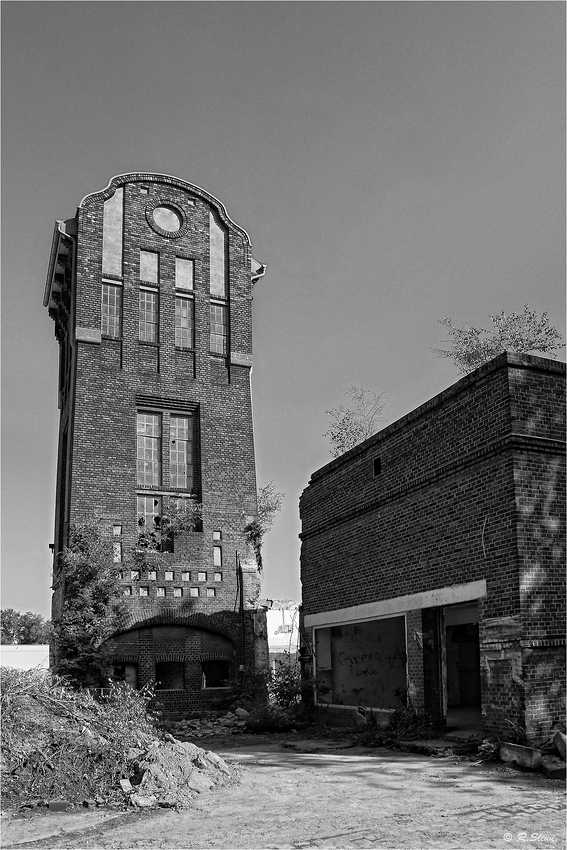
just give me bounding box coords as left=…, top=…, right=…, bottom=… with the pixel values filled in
left=110, top=606, right=242, bottom=646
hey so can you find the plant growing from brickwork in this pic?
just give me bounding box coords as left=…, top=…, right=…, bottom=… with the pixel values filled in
left=436, top=306, right=564, bottom=375
left=135, top=498, right=203, bottom=562
left=324, top=386, right=387, bottom=458
left=52, top=519, right=123, bottom=688
left=244, top=482, right=284, bottom=572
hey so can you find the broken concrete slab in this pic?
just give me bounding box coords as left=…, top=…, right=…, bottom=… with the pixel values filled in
left=541, top=755, right=566, bottom=781
left=500, top=742, right=542, bottom=770
left=399, top=738, right=478, bottom=755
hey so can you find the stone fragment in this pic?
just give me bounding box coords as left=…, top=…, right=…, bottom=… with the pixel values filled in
left=48, top=800, right=70, bottom=812
left=553, top=730, right=566, bottom=761
left=500, top=742, right=542, bottom=770
left=130, top=792, right=157, bottom=808
left=541, top=755, right=566, bottom=780
left=82, top=799, right=98, bottom=808
left=235, top=708, right=249, bottom=718
left=119, top=778, right=133, bottom=793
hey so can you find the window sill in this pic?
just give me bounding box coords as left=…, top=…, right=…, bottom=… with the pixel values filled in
left=138, top=341, right=159, bottom=348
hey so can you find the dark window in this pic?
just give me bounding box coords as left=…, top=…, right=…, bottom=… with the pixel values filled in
left=202, top=660, right=230, bottom=689
left=373, top=457, right=382, bottom=477
left=155, top=661, right=184, bottom=690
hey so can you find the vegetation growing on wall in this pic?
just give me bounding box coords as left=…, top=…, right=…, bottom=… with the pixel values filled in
left=52, top=520, right=122, bottom=688
left=437, top=306, right=564, bottom=374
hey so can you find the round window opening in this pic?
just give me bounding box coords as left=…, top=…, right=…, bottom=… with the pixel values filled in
left=152, top=205, right=183, bottom=232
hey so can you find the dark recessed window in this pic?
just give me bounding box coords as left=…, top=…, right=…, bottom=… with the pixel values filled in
left=373, top=457, right=382, bottom=477
left=202, top=660, right=230, bottom=689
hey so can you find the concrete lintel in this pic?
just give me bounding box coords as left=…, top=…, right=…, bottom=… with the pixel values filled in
left=76, top=327, right=102, bottom=344
left=230, top=351, right=253, bottom=368
left=303, top=580, right=487, bottom=628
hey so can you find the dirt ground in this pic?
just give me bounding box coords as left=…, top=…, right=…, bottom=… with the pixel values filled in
left=2, top=735, right=565, bottom=850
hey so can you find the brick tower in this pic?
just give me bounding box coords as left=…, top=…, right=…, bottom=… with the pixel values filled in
left=44, top=173, right=268, bottom=714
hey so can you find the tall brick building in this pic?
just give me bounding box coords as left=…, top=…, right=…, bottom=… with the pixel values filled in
left=44, top=172, right=268, bottom=713
left=300, top=353, right=565, bottom=743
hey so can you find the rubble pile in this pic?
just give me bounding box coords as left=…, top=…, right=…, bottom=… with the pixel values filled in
left=0, top=667, right=237, bottom=811
left=168, top=708, right=250, bottom=739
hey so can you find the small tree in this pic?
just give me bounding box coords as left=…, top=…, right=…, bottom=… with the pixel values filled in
left=0, top=610, right=51, bottom=645
left=437, top=306, right=564, bottom=375
left=244, top=482, right=284, bottom=572
left=52, top=519, right=122, bottom=688
left=324, top=386, right=387, bottom=458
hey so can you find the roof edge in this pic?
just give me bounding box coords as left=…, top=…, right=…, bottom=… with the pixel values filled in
left=309, top=352, right=566, bottom=484
left=78, top=172, right=252, bottom=247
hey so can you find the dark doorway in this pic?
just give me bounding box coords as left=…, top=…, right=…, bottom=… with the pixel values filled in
left=444, top=602, right=481, bottom=730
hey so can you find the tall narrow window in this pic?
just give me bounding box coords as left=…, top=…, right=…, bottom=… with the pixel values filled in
left=139, top=290, right=158, bottom=343
left=137, top=413, right=161, bottom=486
left=175, top=297, right=194, bottom=349
left=170, top=416, right=194, bottom=490
left=210, top=302, right=227, bottom=354
left=101, top=283, right=122, bottom=338
left=137, top=494, right=162, bottom=538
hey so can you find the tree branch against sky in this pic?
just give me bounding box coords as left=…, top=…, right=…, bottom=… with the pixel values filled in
left=436, top=306, right=564, bottom=375
left=324, top=386, right=388, bottom=458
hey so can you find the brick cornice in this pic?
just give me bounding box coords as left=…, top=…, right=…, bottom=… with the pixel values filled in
left=300, top=432, right=566, bottom=541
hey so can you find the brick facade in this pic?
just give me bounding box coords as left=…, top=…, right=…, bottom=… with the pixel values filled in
left=300, top=354, right=565, bottom=743
left=45, top=173, right=268, bottom=715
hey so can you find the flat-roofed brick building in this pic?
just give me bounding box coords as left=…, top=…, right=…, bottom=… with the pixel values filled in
left=300, top=353, right=565, bottom=743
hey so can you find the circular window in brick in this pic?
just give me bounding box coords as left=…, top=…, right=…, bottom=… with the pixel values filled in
left=145, top=199, right=190, bottom=239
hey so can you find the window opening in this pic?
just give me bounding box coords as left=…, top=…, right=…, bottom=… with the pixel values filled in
left=139, top=289, right=158, bottom=343
left=170, top=416, right=194, bottom=489
left=213, top=546, right=222, bottom=567
left=190, top=587, right=199, bottom=597
left=197, top=571, right=206, bottom=582
left=210, top=302, right=227, bottom=355
left=206, top=587, right=216, bottom=598
left=137, top=414, right=161, bottom=487
left=175, top=297, right=195, bottom=349
left=137, top=494, right=162, bottom=547
left=101, top=283, right=122, bottom=338
left=214, top=572, right=223, bottom=582
left=156, top=661, right=184, bottom=690
left=157, top=587, right=166, bottom=597
left=202, top=660, right=229, bottom=688
left=373, top=458, right=382, bottom=477
left=139, top=586, right=149, bottom=597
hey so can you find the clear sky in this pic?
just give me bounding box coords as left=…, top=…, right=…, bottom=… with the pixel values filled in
left=2, top=2, right=565, bottom=619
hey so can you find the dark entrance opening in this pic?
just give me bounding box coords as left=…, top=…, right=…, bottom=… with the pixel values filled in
left=444, top=602, right=481, bottom=731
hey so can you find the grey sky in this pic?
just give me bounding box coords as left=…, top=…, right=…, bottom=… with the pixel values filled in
left=2, top=2, right=565, bottom=618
